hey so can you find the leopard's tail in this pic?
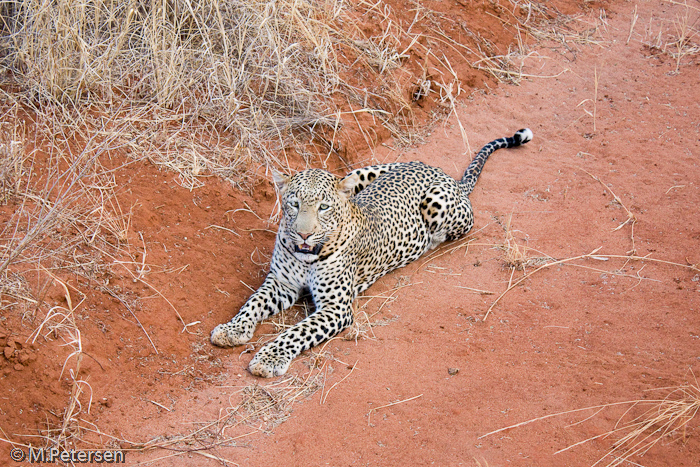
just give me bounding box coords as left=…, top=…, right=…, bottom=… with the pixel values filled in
left=460, top=128, right=533, bottom=195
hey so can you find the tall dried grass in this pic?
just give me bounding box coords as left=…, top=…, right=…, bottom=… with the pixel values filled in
left=3, top=1, right=340, bottom=117
left=0, top=0, right=351, bottom=184
left=641, top=0, right=700, bottom=73
left=0, top=109, right=25, bottom=203
left=28, top=274, right=94, bottom=454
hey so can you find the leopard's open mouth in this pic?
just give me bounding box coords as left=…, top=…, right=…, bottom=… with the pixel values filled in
left=295, top=242, right=322, bottom=255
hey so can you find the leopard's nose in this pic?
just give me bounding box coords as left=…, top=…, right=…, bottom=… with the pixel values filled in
left=299, top=232, right=311, bottom=240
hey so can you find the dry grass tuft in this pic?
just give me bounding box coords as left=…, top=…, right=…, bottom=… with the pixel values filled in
left=0, top=114, right=25, bottom=204
left=480, top=374, right=700, bottom=467
left=560, top=380, right=700, bottom=466
left=236, top=372, right=324, bottom=432
left=344, top=306, right=378, bottom=342
left=28, top=274, right=93, bottom=455
left=1, top=0, right=347, bottom=185
left=511, top=1, right=608, bottom=51
left=642, top=1, right=700, bottom=73
left=458, top=1, right=608, bottom=84
left=497, top=215, right=552, bottom=272
left=345, top=306, right=399, bottom=342
left=501, top=217, right=530, bottom=271
left=0, top=117, right=134, bottom=300
left=602, top=381, right=699, bottom=465
left=344, top=279, right=410, bottom=342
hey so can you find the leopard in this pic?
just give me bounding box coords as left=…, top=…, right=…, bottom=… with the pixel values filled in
left=211, top=128, right=533, bottom=377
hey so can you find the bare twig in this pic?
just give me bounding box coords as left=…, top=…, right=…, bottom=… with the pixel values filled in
left=367, top=394, right=423, bottom=426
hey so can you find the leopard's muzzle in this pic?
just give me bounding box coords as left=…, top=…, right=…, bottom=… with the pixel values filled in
left=295, top=242, right=322, bottom=255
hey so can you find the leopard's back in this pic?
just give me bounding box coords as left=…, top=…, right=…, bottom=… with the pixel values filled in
left=348, top=162, right=459, bottom=292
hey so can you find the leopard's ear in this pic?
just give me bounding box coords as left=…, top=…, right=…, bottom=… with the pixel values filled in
left=271, top=168, right=289, bottom=193
left=337, top=172, right=360, bottom=199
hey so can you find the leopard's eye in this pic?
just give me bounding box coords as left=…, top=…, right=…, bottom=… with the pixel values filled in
left=288, top=200, right=299, bottom=209
left=319, top=203, right=330, bottom=211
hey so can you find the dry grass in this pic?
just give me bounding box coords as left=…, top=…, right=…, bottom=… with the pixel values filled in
left=498, top=215, right=552, bottom=272
left=27, top=274, right=93, bottom=455
left=483, top=203, right=698, bottom=320
left=1, top=0, right=345, bottom=185
left=510, top=1, right=608, bottom=51
left=0, top=108, right=25, bottom=204
left=0, top=0, right=622, bottom=191
left=454, top=1, right=608, bottom=84
left=480, top=375, right=700, bottom=467
left=101, top=365, right=323, bottom=462
left=0, top=362, right=328, bottom=464
left=345, top=304, right=400, bottom=342
left=561, top=382, right=700, bottom=466
left=345, top=279, right=410, bottom=342
left=0, top=113, right=135, bottom=321
left=642, top=1, right=700, bottom=73
left=235, top=371, right=325, bottom=432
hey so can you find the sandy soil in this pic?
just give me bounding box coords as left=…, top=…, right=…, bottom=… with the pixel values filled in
left=1, top=1, right=699, bottom=466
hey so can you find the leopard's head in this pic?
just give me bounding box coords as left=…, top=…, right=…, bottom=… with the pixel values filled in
left=273, top=169, right=359, bottom=262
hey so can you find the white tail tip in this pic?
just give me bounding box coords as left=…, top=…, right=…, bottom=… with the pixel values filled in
left=516, top=128, right=533, bottom=144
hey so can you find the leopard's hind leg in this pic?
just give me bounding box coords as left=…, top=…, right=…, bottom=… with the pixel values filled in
left=420, top=128, right=533, bottom=246
left=420, top=177, right=474, bottom=249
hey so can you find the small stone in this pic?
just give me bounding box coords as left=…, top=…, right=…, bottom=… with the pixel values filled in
left=448, top=368, right=459, bottom=376
left=99, top=397, right=114, bottom=408
left=18, top=350, right=31, bottom=364
left=13, top=364, right=23, bottom=371
left=4, top=347, right=14, bottom=359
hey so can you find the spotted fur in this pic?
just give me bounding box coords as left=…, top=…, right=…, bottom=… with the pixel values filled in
left=211, top=129, right=533, bottom=377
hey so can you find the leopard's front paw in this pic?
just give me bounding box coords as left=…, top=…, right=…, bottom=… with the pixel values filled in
left=210, top=321, right=255, bottom=347
left=248, top=344, right=292, bottom=378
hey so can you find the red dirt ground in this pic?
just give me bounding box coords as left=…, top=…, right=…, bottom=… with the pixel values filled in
left=1, top=1, right=699, bottom=466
